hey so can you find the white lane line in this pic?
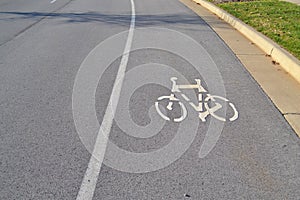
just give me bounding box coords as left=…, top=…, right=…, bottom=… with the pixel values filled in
left=75, top=0, right=135, bottom=199
left=50, top=0, right=57, bottom=4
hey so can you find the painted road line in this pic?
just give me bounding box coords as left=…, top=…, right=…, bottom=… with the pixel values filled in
left=50, top=0, right=57, bottom=3
left=75, top=0, right=135, bottom=199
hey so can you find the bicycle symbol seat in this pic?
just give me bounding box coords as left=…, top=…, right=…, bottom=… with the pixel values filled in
left=155, top=77, right=238, bottom=122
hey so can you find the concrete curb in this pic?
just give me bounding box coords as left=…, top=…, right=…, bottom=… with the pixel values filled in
left=193, top=0, right=300, bottom=84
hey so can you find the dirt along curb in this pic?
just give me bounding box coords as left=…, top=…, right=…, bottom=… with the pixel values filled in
left=192, top=0, right=300, bottom=84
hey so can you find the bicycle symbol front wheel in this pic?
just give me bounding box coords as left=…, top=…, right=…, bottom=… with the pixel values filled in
left=155, top=95, right=187, bottom=122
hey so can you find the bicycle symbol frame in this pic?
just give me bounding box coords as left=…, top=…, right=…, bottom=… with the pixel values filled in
left=155, top=77, right=238, bottom=122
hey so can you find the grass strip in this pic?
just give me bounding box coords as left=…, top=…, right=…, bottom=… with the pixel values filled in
left=218, top=0, right=300, bottom=60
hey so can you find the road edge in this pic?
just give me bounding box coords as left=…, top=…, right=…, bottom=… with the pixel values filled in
left=192, top=0, right=300, bottom=84
left=180, top=0, right=300, bottom=137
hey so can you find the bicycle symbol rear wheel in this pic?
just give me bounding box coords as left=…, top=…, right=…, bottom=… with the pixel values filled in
left=204, top=95, right=238, bottom=122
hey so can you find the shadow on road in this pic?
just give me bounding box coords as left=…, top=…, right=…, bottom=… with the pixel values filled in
left=0, top=11, right=212, bottom=27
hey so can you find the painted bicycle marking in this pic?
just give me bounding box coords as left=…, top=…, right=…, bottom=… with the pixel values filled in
left=155, top=77, right=238, bottom=122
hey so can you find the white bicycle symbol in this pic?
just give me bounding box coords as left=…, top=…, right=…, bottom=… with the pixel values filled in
left=155, top=77, right=238, bottom=122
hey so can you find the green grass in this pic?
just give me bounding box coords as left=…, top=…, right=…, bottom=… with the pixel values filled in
left=218, top=0, right=300, bottom=60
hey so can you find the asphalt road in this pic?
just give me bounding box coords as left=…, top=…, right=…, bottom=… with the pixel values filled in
left=0, top=0, right=299, bottom=199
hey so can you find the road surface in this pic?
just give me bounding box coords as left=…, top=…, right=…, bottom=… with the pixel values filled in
left=0, top=0, right=299, bottom=199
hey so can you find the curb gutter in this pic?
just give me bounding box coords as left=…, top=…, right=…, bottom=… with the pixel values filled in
left=193, top=0, right=300, bottom=84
